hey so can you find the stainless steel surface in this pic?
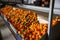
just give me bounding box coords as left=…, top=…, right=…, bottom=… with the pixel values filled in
left=37, top=15, right=48, bottom=24
left=48, top=0, right=54, bottom=36
left=1, top=13, right=17, bottom=34
left=0, top=16, right=16, bottom=40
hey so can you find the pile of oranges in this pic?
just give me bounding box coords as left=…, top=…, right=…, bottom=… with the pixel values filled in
left=52, top=16, right=60, bottom=27
left=0, top=5, right=60, bottom=40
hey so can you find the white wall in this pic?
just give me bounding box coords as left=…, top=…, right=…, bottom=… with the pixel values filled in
left=28, top=0, right=36, bottom=4
left=54, top=0, right=60, bottom=8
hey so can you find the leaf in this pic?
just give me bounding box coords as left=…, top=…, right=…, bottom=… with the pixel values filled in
left=23, top=22, right=26, bottom=26
left=22, top=15, right=24, bottom=19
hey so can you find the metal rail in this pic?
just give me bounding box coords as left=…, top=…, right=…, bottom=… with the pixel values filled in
left=48, top=0, right=55, bottom=36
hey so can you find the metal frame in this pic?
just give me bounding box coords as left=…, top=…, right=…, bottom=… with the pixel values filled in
left=16, top=4, right=60, bottom=15
left=48, top=0, right=55, bottom=36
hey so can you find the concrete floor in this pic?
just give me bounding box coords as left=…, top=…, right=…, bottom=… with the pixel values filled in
left=0, top=16, right=16, bottom=40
